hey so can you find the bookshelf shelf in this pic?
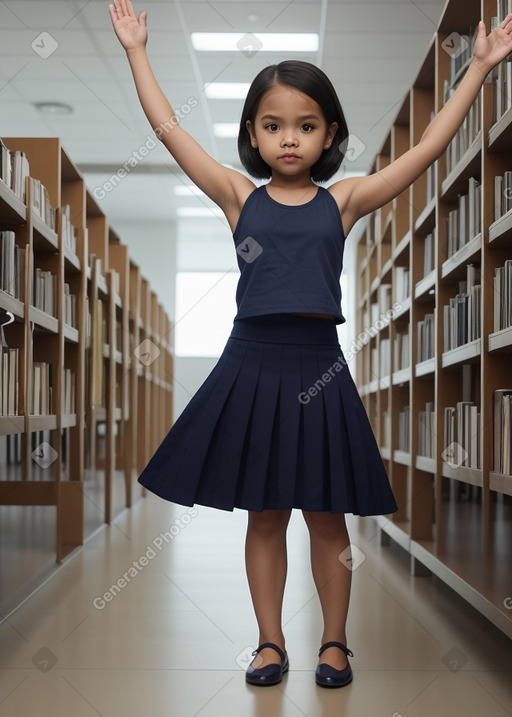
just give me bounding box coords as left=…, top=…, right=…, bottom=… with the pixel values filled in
left=489, top=472, right=512, bottom=496
left=488, top=104, right=512, bottom=150
left=355, top=0, right=512, bottom=640
left=0, top=179, right=26, bottom=224
left=1, top=136, right=173, bottom=613
left=393, top=230, right=411, bottom=262
left=414, top=197, right=436, bottom=235
left=393, top=295, right=411, bottom=319
left=414, top=270, right=436, bottom=300
left=488, top=326, right=512, bottom=352
left=415, top=357, right=435, bottom=377
left=0, top=291, right=24, bottom=318
left=441, top=338, right=481, bottom=368
left=416, top=455, right=436, bottom=473
left=392, top=367, right=410, bottom=386
left=393, top=450, right=411, bottom=466
left=441, top=233, right=481, bottom=280
left=441, top=133, right=481, bottom=199
left=488, top=209, right=512, bottom=246
left=441, top=462, right=483, bottom=487
left=380, top=446, right=391, bottom=461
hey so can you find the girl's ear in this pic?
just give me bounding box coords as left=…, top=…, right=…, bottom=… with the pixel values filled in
left=324, top=121, right=338, bottom=149
left=246, top=120, right=258, bottom=148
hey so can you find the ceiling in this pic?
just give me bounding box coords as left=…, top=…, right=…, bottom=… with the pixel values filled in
left=0, top=0, right=448, bottom=225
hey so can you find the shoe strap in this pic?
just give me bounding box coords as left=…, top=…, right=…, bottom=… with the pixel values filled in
left=252, top=642, right=286, bottom=662
left=318, top=641, right=354, bottom=658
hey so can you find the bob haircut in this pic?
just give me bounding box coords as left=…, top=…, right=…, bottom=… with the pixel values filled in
left=237, top=60, right=349, bottom=183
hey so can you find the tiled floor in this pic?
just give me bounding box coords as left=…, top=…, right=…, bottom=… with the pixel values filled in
left=1, top=495, right=511, bottom=717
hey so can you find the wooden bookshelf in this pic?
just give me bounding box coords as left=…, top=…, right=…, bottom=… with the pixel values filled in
left=0, top=137, right=173, bottom=611
left=355, top=0, right=512, bottom=639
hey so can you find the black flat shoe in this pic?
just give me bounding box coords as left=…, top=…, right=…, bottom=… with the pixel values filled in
left=245, top=642, right=289, bottom=686
left=315, top=641, right=354, bottom=688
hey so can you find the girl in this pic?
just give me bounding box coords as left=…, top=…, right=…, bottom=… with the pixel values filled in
left=109, top=0, right=512, bottom=689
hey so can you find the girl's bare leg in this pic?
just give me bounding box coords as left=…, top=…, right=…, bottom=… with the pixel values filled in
left=245, top=509, right=292, bottom=667
left=302, top=511, right=352, bottom=670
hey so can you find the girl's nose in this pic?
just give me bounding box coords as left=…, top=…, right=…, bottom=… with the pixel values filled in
left=281, top=135, right=298, bottom=147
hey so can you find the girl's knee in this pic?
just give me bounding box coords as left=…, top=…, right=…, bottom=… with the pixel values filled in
left=247, top=509, right=291, bottom=535
left=302, top=510, right=349, bottom=538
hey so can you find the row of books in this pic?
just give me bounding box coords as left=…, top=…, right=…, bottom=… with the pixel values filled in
left=417, top=311, right=435, bottom=362
left=63, top=283, right=77, bottom=328
left=62, top=368, right=76, bottom=415
left=494, top=389, right=512, bottom=475
left=418, top=401, right=436, bottom=458
left=368, top=332, right=409, bottom=375
left=0, top=347, right=19, bottom=416
left=493, top=171, right=512, bottom=222
left=394, top=266, right=409, bottom=304
left=31, top=361, right=52, bottom=415
left=494, top=259, right=512, bottom=332
left=398, top=406, right=411, bottom=452
left=445, top=177, right=481, bottom=260
left=61, top=204, right=77, bottom=254
left=445, top=94, right=481, bottom=176
left=0, top=139, right=29, bottom=203
left=423, top=231, right=435, bottom=278
left=33, top=268, right=57, bottom=318
left=29, top=177, right=56, bottom=231
left=443, top=402, right=481, bottom=469
left=394, top=331, right=409, bottom=371
left=0, top=231, right=25, bottom=301
left=443, top=265, right=481, bottom=352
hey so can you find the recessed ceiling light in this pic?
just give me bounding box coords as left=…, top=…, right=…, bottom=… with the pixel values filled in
left=33, top=101, right=73, bottom=115
left=191, top=32, right=318, bottom=52
left=204, top=83, right=250, bottom=99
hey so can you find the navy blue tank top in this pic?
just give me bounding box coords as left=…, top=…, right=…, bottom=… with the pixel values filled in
left=233, top=185, right=346, bottom=324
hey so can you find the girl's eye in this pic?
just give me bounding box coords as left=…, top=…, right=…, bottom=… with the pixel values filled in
left=266, top=123, right=279, bottom=132
left=302, top=124, right=314, bottom=132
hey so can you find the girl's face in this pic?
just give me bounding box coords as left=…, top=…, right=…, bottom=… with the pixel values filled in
left=246, top=82, right=338, bottom=181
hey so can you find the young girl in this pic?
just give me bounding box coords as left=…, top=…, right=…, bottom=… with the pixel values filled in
left=110, top=0, right=512, bottom=689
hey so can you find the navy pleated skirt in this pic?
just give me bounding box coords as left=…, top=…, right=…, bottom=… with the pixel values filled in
left=138, top=313, right=398, bottom=515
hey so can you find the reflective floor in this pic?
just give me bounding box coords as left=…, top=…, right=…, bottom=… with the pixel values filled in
left=1, top=495, right=511, bottom=717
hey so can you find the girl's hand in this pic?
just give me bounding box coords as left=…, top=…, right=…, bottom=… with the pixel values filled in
left=473, top=15, right=512, bottom=73
left=109, top=0, right=148, bottom=52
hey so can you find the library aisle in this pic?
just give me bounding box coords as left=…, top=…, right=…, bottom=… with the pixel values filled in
left=0, top=496, right=511, bottom=717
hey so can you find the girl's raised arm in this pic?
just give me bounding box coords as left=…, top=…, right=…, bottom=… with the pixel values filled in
left=109, top=0, right=253, bottom=219
left=333, top=15, right=512, bottom=234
